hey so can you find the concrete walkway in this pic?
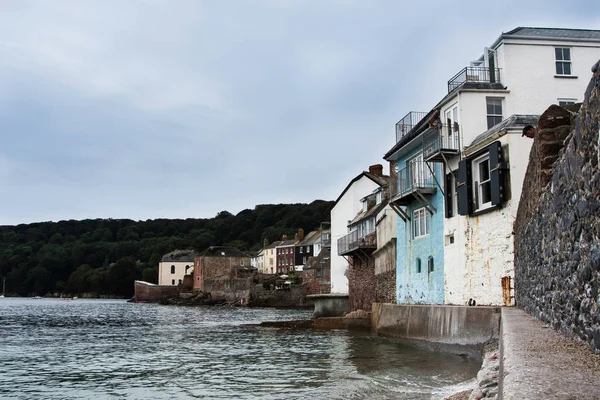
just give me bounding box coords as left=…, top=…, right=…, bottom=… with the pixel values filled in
left=500, top=308, right=600, bottom=399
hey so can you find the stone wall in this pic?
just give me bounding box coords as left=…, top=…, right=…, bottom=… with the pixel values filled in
left=251, top=285, right=311, bottom=308
left=374, top=239, right=396, bottom=303
left=514, top=60, right=600, bottom=352
left=347, top=255, right=376, bottom=311
left=134, top=281, right=181, bottom=302
left=375, top=270, right=396, bottom=304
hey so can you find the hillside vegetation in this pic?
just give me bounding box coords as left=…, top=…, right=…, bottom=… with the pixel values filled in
left=0, top=200, right=333, bottom=298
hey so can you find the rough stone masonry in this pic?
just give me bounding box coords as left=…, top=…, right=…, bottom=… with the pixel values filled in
left=514, top=59, right=600, bottom=353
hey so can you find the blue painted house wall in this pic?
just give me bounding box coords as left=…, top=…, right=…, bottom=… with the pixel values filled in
left=395, top=150, right=445, bottom=305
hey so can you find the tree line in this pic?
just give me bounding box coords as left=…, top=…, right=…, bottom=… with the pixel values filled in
left=0, top=200, right=333, bottom=298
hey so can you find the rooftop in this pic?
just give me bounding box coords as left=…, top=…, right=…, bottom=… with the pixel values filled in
left=502, top=26, right=600, bottom=41
left=161, top=249, right=198, bottom=262
left=199, top=246, right=249, bottom=258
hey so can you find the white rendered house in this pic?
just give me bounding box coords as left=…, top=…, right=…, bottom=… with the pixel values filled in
left=158, top=249, right=198, bottom=286
left=330, top=165, right=388, bottom=294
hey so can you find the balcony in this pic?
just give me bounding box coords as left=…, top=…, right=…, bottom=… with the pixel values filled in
left=423, top=124, right=461, bottom=162
left=389, top=161, right=436, bottom=206
left=396, top=111, right=427, bottom=142
left=447, top=67, right=501, bottom=93
left=337, top=229, right=376, bottom=256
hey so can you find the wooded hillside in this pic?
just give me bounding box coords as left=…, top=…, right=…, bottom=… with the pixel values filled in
left=0, top=200, right=333, bottom=297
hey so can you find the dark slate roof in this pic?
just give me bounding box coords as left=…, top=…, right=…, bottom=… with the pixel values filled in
left=503, top=27, right=600, bottom=41
left=467, top=114, right=540, bottom=150
left=277, top=239, right=297, bottom=247
left=265, top=240, right=284, bottom=249
left=161, top=249, right=198, bottom=262
left=298, top=230, right=321, bottom=246
left=199, top=246, right=249, bottom=258
left=333, top=172, right=389, bottom=206
left=348, top=199, right=388, bottom=226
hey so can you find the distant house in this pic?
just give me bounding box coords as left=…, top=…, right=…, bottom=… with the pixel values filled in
left=330, top=164, right=389, bottom=294
left=294, top=230, right=321, bottom=271
left=275, top=239, right=296, bottom=274
left=192, top=246, right=253, bottom=293
left=251, top=249, right=264, bottom=273
left=158, top=249, right=198, bottom=286
left=303, top=247, right=331, bottom=295
left=263, top=241, right=282, bottom=275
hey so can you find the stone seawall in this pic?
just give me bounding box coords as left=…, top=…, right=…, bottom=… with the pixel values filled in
left=371, top=303, right=500, bottom=347
left=134, top=280, right=180, bottom=302
left=514, top=60, right=600, bottom=352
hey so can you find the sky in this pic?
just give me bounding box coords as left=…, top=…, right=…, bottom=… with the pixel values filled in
left=0, top=0, right=598, bottom=225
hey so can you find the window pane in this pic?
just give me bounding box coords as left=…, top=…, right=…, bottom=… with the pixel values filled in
left=563, top=48, right=571, bottom=61
left=479, top=159, right=490, bottom=181
left=481, top=181, right=492, bottom=204
left=556, top=62, right=563, bottom=75
left=487, top=103, right=494, bottom=114
left=555, top=48, right=563, bottom=60
left=487, top=116, right=496, bottom=129
left=564, top=63, right=571, bottom=75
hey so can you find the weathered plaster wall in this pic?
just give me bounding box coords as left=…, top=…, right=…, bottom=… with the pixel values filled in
left=514, top=60, right=600, bottom=352
left=396, top=162, right=445, bottom=305
left=444, top=131, right=533, bottom=306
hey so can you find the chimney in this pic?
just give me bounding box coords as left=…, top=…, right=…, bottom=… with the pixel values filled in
left=369, top=164, right=383, bottom=176
left=263, top=239, right=268, bottom=249
left=297, top=228, right=305, bottom=242
left=282, top=234, right=288, bottom=241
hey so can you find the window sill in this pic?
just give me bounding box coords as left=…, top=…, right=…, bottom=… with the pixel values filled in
left=413, top=234, right=430, bottom=240
left=470, top=204, right=500, bottom=217
left=554, top=75, right=578, bottom=79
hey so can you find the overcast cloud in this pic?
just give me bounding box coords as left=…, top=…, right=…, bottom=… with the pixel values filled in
left=0, top=0, right=598, bottom=225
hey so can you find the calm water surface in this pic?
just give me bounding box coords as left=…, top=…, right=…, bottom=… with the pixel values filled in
left=0, top=299, right=478, bottom=399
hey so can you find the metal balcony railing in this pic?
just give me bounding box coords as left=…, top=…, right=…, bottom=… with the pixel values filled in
left=423, top=124, right=461, bottom=160
left=447, top=67, right=501, bottom=92
left=337, top=229, right=376, bottom=256
left=396, top=111, right=427, bottom=142
left=389, top=161, right=436, bottom=200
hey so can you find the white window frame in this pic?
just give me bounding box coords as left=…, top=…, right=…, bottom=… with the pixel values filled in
left=486, top=98, right=503, bottom=129
left=413, top=207, right=430, bottom=239
left=558, top=98, right=577, bottom=106
left=555, top=47, right=572, bottom=76
left=473, top=153, right=492, bottom=211
left=376, top=191, right=382, bottom=204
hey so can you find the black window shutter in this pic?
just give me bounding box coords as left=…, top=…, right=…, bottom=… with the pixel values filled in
left=457, top=160, right=472, bottom=215
left=489, top=141, right=506, bottom=206
left=445, top=173, right=453, bottom=218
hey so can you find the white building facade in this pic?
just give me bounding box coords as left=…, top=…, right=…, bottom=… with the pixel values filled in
left=330, top=165, right=388, bottom=294
left=158, top=249, right=198, bottom=286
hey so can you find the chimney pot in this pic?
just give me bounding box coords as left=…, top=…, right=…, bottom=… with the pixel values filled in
left=369, top=164, right=383, bottom=176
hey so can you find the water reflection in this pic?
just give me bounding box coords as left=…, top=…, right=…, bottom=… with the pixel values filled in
left=0, top=299, right=477, bottom=399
